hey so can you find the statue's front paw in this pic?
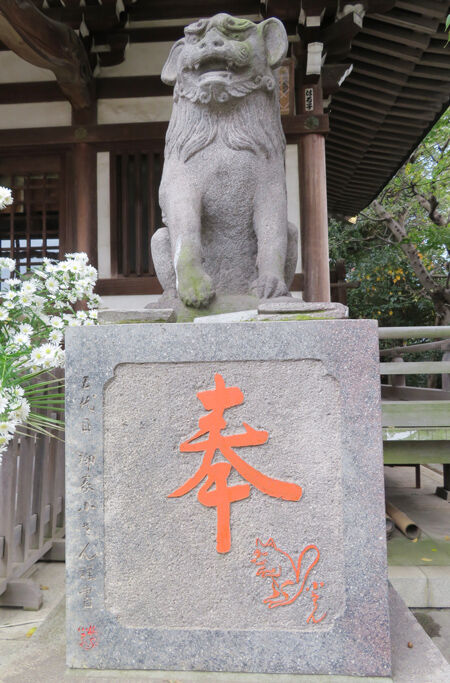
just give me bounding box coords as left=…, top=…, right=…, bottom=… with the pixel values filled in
left=257, top=273, right=289, bottom=299
left=178, top=268, right=215, bottom=308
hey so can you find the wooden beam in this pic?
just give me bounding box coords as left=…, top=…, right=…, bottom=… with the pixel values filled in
left=127, top=1, right=260, bottom=22
left=96, top=277, right=162, bottom=296
left=0, top=77, right=171, bottom=104
left=0, top=0, right=93, bottom=110
left=0, top=116, right=328, bottom=148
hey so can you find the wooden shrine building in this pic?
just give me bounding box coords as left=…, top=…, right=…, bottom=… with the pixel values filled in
left=0, top=0, right=448, bottom=307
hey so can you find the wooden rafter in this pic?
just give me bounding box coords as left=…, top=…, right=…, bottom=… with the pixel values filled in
left=0, top=0, right=93, bottom=109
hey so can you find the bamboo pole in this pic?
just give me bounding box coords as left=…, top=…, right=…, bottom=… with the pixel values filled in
left=386, top=502, right=421, bottom=540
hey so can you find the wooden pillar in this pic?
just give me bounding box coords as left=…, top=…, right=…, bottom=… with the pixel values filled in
left=72, top=105, right=97, bottom=268
left=296, top=82, right=330, bottom=302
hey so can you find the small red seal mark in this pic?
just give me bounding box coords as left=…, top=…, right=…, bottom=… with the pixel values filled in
left=251, top=538, right=327, bottom=622
left=78, top=625, right=97, bottom=649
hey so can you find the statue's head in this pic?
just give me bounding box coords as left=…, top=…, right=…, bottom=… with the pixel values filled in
left=161, top=13, right=288, bottom=105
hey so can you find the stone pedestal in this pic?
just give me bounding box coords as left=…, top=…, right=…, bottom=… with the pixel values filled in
left=65, top=320, right=390, bottom=676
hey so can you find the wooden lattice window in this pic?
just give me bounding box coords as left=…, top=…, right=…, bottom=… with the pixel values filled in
left=110, top=146, right=164, bottom=278
left=0, top=156, right=64, bottom=275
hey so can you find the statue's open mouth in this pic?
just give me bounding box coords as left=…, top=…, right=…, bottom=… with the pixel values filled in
left=193, top=57, right=235, bottom=80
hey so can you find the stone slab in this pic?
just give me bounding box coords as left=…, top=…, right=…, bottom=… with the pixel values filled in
left=194, top=310, right=258, bottom=323
left=421, top=566, right=450, bottom=608
left=98, top=308, right=176, bottom=324
left=388, top=585, right=450, bottom=683
left=65, top=320, right=390, bottom=676
left=147, top=293, right=260, bottom=322
left=258, top=301, right=349, bottom=319
left=388, top=566, right=428, bottom=608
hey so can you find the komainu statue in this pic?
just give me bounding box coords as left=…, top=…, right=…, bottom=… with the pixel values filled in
left=151, top=13, right=298, bottom=309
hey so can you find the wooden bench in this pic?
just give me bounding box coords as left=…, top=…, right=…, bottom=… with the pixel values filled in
left=379, top=326, right=450, bottom=500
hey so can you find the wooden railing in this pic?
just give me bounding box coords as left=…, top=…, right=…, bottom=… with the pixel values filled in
left=379, top=326, right=450, bottom=498
left=0, top=427, right=65, bottom=609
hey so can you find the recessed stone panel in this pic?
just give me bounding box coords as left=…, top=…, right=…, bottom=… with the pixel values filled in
left=65, top=320, right=390, bottom=676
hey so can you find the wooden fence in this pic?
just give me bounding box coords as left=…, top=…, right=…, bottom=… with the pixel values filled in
left=380, top=326, right=450, bottom=498
left=0, top=428, right=65, bottom=609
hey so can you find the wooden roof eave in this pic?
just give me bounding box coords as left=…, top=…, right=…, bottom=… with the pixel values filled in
left=0, top=0, right=94, bottom=110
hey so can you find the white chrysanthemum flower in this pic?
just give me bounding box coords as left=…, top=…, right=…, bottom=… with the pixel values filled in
left=40, top=343, right=58, bottom=358
left=68, top=317, right=82, bottom=327
left=0, top=419, right=16, bottom=436
left=0, top=394, right=8, bottom=412
left=30, top=347, right=46, bottom=364
left=66, top=252, right=88, bottom=264
left=76, top=310, right=87, bottom=320
left=83, top=319, right=95, bottom=326
left=0, top=309, right=8, bottom=321
left=18, top=292, right=34, bottom=306
left=11, top=385, right=24, bottom=398
left=32, top=295, right=45, bottom=310
left=0, top=433, right=14, bottom=450
left=58, top=262, right=71, bottom=272
left=45, top=277, right=58, bottom=293
left=49, top=316, right=64, bottom=329
left=48, top=329, right=63, bottom=344
left=12, top=398, right=30, bottom=421
left=13, top=333, right=30, bottom=347
left=18, top=323, right=33, bottom=335
left=21, top=279, right=37, bottom=294
left=5, top=278, right=20, bottom=287
left=88, top=310, right=98, bottom=319
left=85, top=265, right=97, bottom=282
left=68, top=261, right=82, bottom=274
left=3, top=290, right=16, bottom=300
left=0, top=186, right=13, bottom=210
left=3, top=300, right=14, bottom=310
left=0, top=256, right=15, bottom=271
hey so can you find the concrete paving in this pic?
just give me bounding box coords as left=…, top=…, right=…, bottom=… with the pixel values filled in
left=385, top=465, right=450, bottom=608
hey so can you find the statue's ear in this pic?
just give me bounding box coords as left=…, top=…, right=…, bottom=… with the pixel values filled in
left=161, top=38, right=185, bottom=85
left=260, top=17, right=288, bottom=69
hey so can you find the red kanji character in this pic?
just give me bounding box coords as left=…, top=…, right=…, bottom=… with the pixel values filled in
left=169, top=374, right=302, bottom=553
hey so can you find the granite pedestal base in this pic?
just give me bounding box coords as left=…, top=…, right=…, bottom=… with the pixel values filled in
left=65, top=321, right=390, bottom=676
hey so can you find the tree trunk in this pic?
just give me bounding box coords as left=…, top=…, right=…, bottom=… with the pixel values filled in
left=372, top=200, right=450, bottom=325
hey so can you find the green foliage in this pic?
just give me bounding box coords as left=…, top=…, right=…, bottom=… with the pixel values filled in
left=330, top=108, right=449, bottom=326
left=329, top=219, right=435, bottom=326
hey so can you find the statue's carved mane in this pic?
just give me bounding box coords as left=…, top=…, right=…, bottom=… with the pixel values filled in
left=165, top=89, right=286, bottom=162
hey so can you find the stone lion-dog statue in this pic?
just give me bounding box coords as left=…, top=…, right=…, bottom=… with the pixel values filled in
left=152, top=13, right=298, bottom=309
